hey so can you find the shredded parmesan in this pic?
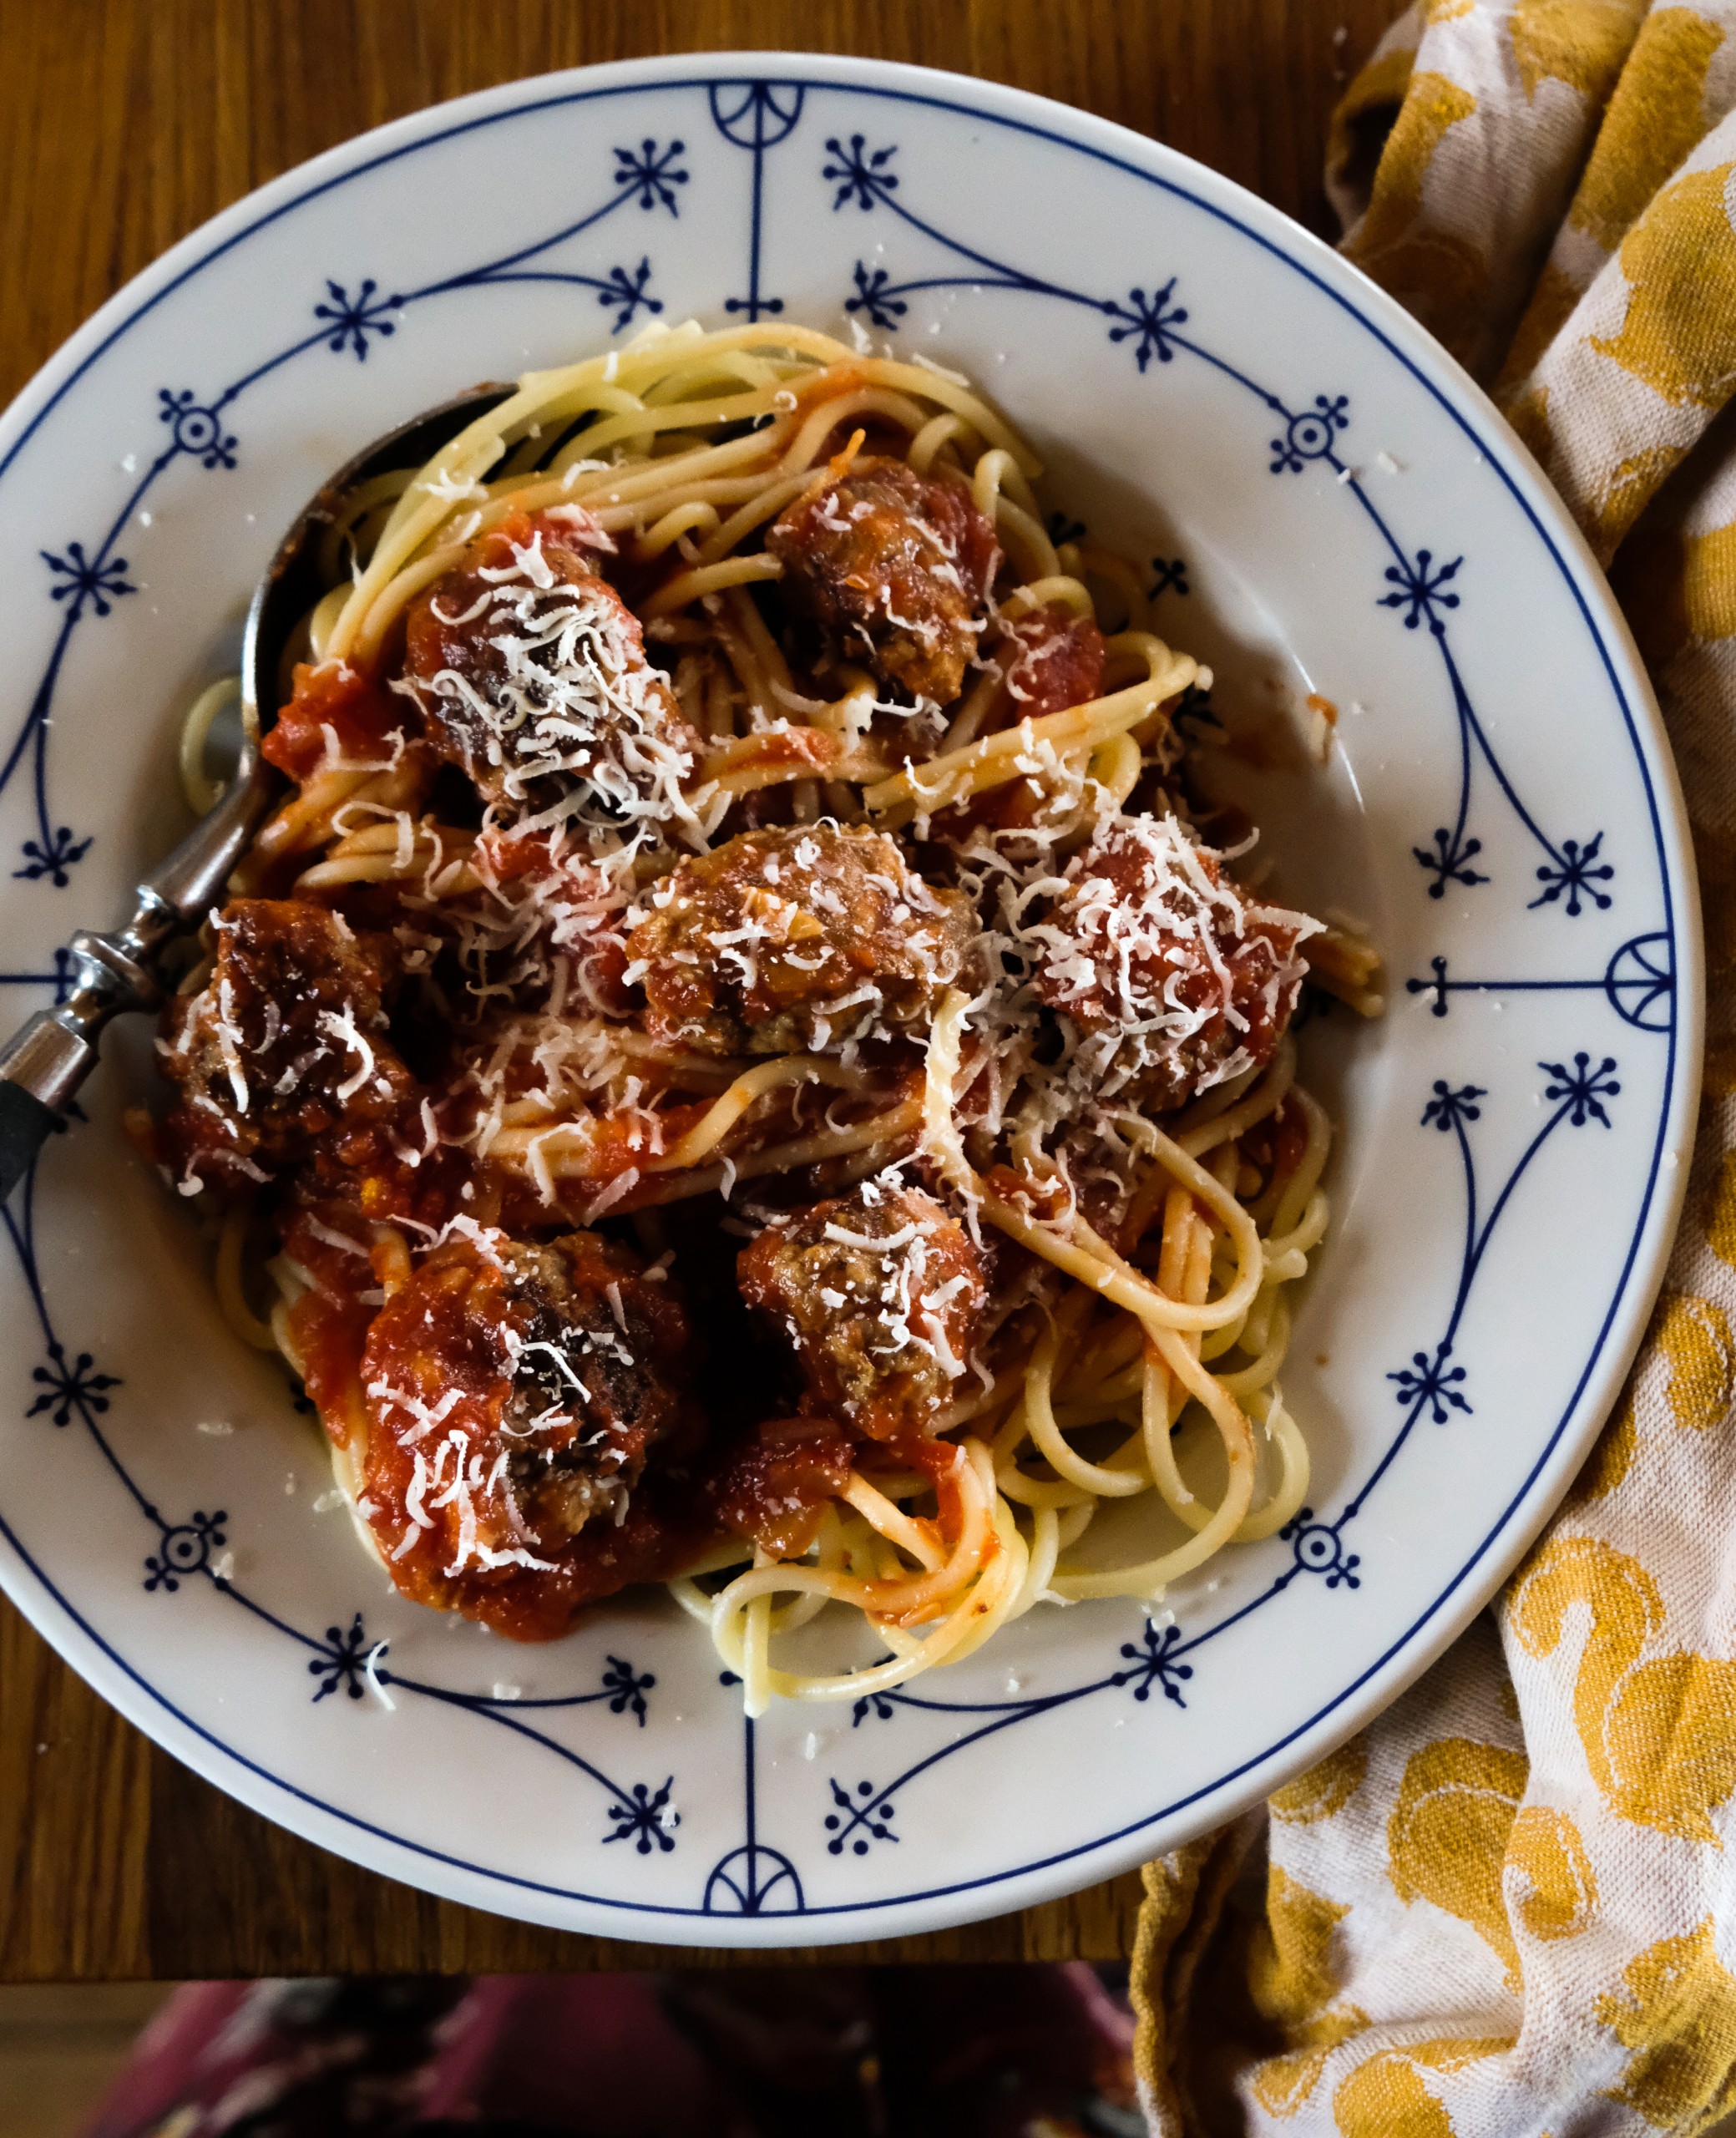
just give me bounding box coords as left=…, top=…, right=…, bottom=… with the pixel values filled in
left=395, top=544, right=704, bottom=841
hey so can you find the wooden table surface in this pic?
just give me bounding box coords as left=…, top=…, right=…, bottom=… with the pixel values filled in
left=0, top=0, right=1399, bottom=1981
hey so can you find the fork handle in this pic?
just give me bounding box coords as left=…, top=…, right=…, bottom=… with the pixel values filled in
left=0, top=1066, right=62, bottom=1206
left=0, top=744, right=278, bottom=1208
left=0, top=1006, right=104, bottom=1205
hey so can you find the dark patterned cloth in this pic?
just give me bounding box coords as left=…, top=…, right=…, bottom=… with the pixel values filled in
left=82, top=1965, right=1138, bottom=2136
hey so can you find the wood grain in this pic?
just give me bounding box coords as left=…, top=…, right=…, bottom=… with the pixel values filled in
left=0, top=0, right=1399, bottom=1980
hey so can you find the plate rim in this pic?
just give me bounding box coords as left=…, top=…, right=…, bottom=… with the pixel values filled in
left=0, top=48, right=1704, bottom=1947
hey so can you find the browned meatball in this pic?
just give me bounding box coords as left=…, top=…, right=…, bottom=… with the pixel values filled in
left=767, top=459, right=998, bottom=704
left=360, top=1229, right=697, bottom=1585
left=159, top=898, right=414, bottom=1189
left=625, top=823, right=976, bottom=1056
left=400, top=508, right=702, bottom=829
left=1029, top=814, right=1318, bottom=1111
left=737, top=1184, right=987, bottom=1439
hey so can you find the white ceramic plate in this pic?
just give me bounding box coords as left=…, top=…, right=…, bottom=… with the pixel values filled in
left=0, top=53, right=1701, bottom=1946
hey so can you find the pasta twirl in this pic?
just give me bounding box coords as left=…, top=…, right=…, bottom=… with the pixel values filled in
left=141, top=321, right=1379, bottom=1715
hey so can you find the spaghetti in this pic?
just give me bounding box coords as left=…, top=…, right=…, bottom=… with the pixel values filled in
left=139, top=321, right=1380, bottom=1715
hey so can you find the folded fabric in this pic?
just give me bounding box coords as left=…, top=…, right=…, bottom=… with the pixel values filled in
left=1133, top=7, right=1736, bottom=2132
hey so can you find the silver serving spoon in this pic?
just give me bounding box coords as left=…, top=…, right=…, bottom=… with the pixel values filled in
left=0, top=384, right=509, bottom=1204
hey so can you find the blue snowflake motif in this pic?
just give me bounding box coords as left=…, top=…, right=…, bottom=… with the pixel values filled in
left=1106, top=279, right=1189, bottom=372
left=600, top=1654, right=655, bottom=1725
left=605, top=1779, right=679, bottom=1854
left=1413, top=825, right=1487, bottom=898
left=157, top=388, right=238, bottom=469
left=42, top=540, right=134, bottom=622
left=28, top=1342, right=117, bottom=1428
left=1282, top=1509, right=1362, bottom=1589
left=1046, top=510, right=1088, bottom=548
left=1530, top=833, right=1614, bottom=916
left=852, top=1690, right=898, bottom=1725
left=1148, top=555, right=1190, bottom=597
left=1379, top=548, right=1463, bottom=633
left=314, top=277, right=402, bottom=361
left=1541, top=1051, right=1620, bottom=1127
left=14, top=824, right=93, bottom=886
left=612, top=137, right=688, bottom=213
left=1420, top=1080, right=1485, bottom=1133
left=308, top=1613, right=375, bottom=1701
left=824, top=134, right=899, bottom=210
left=845, top=261, right=908, bottom=329
left=27, top=1342, right=119, bottom=1426
left=1270, top=393, right=1350, bottom=473
left=1389, top=1347, right=1471, bottom=1424
left=144, top=1509, right=227, bottom=1594
left=595, top=259, right=662, bottom=332
left=825, top=1778, right=898, bottom=1855
left=1112, top=1619, right=1194, bottom=1707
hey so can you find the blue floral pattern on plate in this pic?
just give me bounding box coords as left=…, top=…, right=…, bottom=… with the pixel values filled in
left=0, top=62, right=1697, bottom=1942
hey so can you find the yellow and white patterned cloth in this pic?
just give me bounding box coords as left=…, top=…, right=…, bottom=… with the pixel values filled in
left=1131, top=7, right=1736, bottom=2132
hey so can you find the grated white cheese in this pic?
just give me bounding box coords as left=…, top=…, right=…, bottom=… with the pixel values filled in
left=395, top=541, right=703, bottom=842
left=363, top=1640, right=396, bottom=1711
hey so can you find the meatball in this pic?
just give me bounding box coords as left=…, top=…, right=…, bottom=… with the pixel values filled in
left=159, top=898, right=414, bottom=1189
left=1029, top=813, right=1318, bottom=1111
left=625, top=823, right=975, bottom=1057
left=361, top=1229, right=696, bottom=1584
left=400, top=509, right=702, bottom=828
left=737, top=1183, right=987, bottom=1438
left=767, top=459, right=998, bottom=705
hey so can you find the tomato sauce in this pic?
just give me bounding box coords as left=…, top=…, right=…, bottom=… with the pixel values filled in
left=708, top=1415, right=855, bottom=1559
left=1002, top=606, right=1106, bottom=722
left=291, top=1240, right=719, bottom=1642
left=262, top=659, right=416, bottom=782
